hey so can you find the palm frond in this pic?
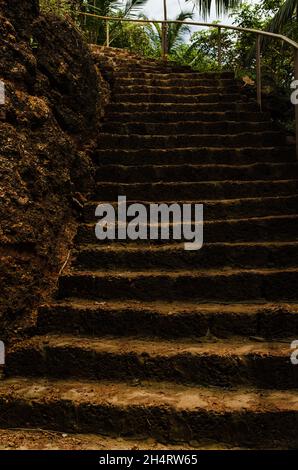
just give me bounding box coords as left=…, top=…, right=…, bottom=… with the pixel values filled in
left=188, top=0, right=242, bottom=20
left=168, top=11, right=194, bottom=50
left=124, top=0, right=149, bottom=16
left=83, top=0, right=148, bottom=18
left=267, top=0, right=297, bottom=33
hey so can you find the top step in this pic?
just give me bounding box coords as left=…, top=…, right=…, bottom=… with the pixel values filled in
left=98, top=63, right=193, bottom=73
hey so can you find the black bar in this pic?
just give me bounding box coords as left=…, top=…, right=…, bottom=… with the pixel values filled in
left=0, top=450, right=296, bottom=468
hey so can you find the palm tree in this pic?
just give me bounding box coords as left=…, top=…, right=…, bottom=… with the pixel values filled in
left=144, top=11, right=195, bottom=56
left=265, top=0, right=298, bottom=35
left=188, top=0, right=242, bottom=20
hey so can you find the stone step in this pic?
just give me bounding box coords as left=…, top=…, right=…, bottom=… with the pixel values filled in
left=93, top=147, right=295, bottom=165
left=96, top=132, right=285, bottom=149
left=83, top=195, right=298, bottom=222
left=104, top=64, right=193, bottom=73
left=102, top=61, right=193, bottom=73
left=58, top=267, right=298, bottom=302
left=95, top=163, right=298, bottom=183
left=93, top=180, right=298, bottom=200
left=0, top=428, right=207, bottom=450
left=37, top=300, right=298, bottom=340
left=0, top=378, right=296, bottom=446
left=113, top=92, right=245, bottom=103
left=99, top=58, right=182, bottom=66
left=105, top=110, right=271, bottom=123
left=72, top=242, right=298, bottom=270
left=100, top=121, right=274, bottom=135
left=76, top=215, right=298, bottom=244
left=6, top=335, right=297, bottom=389
left=112, top=71, right=235, bottom=79
left=112, top=85, right=240, bottom=95
left=106, top=102, right=259, bottom=113
left=113, top=77, right=237, bottom=87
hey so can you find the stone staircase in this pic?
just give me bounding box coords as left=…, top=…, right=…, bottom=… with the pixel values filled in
left=2, top=48, right=298, bottom=449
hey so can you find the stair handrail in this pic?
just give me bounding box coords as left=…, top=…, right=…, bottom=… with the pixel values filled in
left=78, top=11, right=298, bottom=157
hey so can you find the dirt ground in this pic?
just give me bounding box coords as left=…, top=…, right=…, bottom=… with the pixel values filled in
left=0, top=428, right=245, bottom=450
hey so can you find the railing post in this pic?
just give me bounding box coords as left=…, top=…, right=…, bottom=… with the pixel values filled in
left=161, top=22, right=168, bottom=61
left=106, top=20, right=110, bottom=47
left=256, top=34, right=262, bottom=111
left=294, top=48, right=298, bottom=159
left=162, top=0, right=168, bottom=61
left=217, top=27, right=222, bottom=68
left=161, top=22, right=164, bottom=60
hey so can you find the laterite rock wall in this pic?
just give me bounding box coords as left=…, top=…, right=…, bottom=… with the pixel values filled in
left=0, top=0, right=109, bottom=340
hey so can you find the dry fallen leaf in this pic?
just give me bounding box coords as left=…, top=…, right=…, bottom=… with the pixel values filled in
left=242, top=75, right=255, bottom=86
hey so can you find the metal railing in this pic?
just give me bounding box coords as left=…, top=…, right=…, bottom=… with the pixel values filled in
left=78, top=11, right=298, bottom=157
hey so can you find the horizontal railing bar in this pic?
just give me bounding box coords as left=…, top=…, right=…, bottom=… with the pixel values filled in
left=78, top=12, right=298, bottom=50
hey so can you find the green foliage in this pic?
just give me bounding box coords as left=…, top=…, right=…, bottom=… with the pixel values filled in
left=40, top=0, right=81, bottom=16
left=40, top=1, right=150, bottom=45
left=107, top=20, right=157, bottom=56
left=267, top=0, right=298, bottom=35
left=169, top=0, right=295, bottom=131
left=231, top=0, right=296, bottom=88
left=169, top=1, right=295, bottom=88
left=79, top=0, right=149, bottom=44
left=182, top=26, right=234, bottom=70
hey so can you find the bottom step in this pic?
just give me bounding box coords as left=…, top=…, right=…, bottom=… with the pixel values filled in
left=0, top=378, right=298, bottom=448
left=0, top=429, right=215, bottom=450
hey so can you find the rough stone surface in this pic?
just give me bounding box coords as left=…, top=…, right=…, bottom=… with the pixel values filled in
left=0, top=1, right=109, bottom=340
left=0, top=0, right=39, bottom=37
